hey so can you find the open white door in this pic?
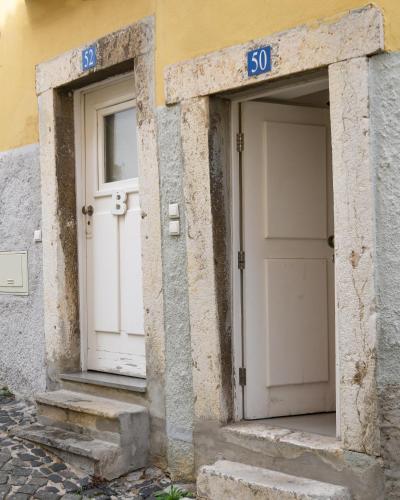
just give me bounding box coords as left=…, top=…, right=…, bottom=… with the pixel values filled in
left=241, top=101, right=335, bottom=419
left=82, top=76, right=145, bottom=378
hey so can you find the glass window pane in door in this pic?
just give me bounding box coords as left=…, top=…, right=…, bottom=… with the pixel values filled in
left=104, top=107, right=138, bottom=183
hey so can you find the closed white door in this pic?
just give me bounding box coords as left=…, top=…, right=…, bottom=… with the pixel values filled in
left=242, top=101, right=335, bottom=418
left=82, top=77, right=145, bottom=377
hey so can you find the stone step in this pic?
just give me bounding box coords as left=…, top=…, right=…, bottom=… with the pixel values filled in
left=218, top=421, right=382, bottom=497
left=197, top=460, right=351, bottom=499
left=13, top=423, right=140, bottom=480
left=60, top=371, right=147, bottom=405
left=36, top=389, right=148, bottom=446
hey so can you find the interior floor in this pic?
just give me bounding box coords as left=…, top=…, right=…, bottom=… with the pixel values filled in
left=257, top=412, right=336, bottom=437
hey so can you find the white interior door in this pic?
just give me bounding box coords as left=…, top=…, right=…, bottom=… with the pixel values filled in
left=82, top=77, right=145, bottom=378
left=241, top=101, right=335, bottom=419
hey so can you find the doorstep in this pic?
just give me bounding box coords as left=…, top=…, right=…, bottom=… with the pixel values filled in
left=59, top=371, right=148, bottom=406
left=60, top=371, right=147, bottom=393
left=209, top=420, right=384, bottom=499
left=222, top=418, right=341, bottom=454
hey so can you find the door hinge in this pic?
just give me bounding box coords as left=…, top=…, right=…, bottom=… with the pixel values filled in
left=238, top=250, right=245, bottom=270
left=239, top=367, right=247, bottom=386
left=236, top=132, right=244, bottom=152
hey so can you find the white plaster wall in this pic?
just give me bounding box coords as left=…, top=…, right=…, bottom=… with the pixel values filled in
left=370, top=51, right=400, bottom=498
left=0, top=144, right=46, bottom=396
left=157, top=104, right=195, bottom=479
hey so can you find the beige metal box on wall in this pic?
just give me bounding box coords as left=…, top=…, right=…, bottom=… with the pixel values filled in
left=0, top=251, right=28, bottom=295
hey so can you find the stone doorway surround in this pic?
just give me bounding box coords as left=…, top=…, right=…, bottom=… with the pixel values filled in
left=163, top=5, right=384, bottom=458
left=35, top=3, right=388, bottom=481
left=35, top=17, right=167, bottom=464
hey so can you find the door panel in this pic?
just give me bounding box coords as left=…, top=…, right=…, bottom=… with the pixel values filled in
left=93, top=209, right=119, bottom=333
left=265, top=258, right=329, bottom=387
left=83, top=77, right=146, bottom=378
left=264, top=122, right=327, bottom=239
left=242, top=101, right=334, bottom=419
left=120, top=203, right=144, bottom=334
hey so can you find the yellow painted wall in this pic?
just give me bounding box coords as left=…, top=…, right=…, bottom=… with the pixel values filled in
left=1, top=0, right=400, bottom=152
left=0, top=0, right=154, bottom=152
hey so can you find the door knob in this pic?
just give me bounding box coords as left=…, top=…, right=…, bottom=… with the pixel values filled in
left=82, top=205, right=94, bottom=216
left=328, top=234, right=334, bottom=249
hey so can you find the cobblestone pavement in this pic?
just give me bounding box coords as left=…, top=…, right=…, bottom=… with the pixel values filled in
left=0, top=394, right=195, bottom=499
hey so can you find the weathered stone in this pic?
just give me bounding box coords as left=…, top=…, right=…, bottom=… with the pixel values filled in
left=60, top=371, right=147, bottom=395
left=165, top=6, right=383, bottom=104
left=30, top=389, right=149, bottom=479
left=138, top=483, right=161, bottom=497
left=33, top=448, right=47, bottom=458
left=36, top=18, right=154, bottom=95
left=133, top=48, right=167, bottom=464
left=157, top=104, right=194, bottom=479
left=16, top=390, right=149, bottom=479
left=13, top=468, right=31, bottom=477
left=9, top=475, right=28, bottom=485
left=0, top=484, right=10, bottom=499
left=180, top=96, right=227, bottom=424
left=28, top=477, right=48, bottom=487
left=126, top=470, right=144, bottom=482
left=329, top=57, right=380, bottom=455
left=48, top=474, right=63, bottom=483
left=17, top=483, right=39, bottom=494
left=18, top=453, right=38, bottom=462
left=62, top=480, right=79, bottom=492
left=198, top=460, right=351, bottom=499
left=0, top=396, right=170, bottom=499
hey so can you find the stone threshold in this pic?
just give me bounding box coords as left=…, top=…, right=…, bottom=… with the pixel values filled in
left=60, top=371, right=147, bottom=393
left=221, top=419, right=342, bottom=454
left=198, top=460, right=351, bottom=499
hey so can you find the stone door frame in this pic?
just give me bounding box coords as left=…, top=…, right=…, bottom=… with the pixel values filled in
left=35, top=17, right=166, bottom=461
left=164, top=5, right=384, bottom=456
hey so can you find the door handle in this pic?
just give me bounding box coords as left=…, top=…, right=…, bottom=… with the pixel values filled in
left=328, top=234, right=334, bottom=249
left=82, top=205, right=94, bottom=216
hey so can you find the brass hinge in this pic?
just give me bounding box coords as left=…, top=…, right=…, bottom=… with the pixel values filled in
left=239, top=367, right=247, bottom=386
left=236, top=132, right=244, bottom=152
left=238, top=250, right=245, bottom=270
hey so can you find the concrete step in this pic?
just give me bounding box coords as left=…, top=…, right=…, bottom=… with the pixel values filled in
left=197, top=460, right=351, bottom=500
left=35, top=390, right=148, bottom=446
left=60, top=371, right=147, bottom=405
left=13, top=423, right=135, bottom=480
left=25, top=389, right=149, bottom=478
left=218, top=421, right=382, bottom=498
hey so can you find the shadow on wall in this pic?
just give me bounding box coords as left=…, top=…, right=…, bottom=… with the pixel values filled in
left=24, top=0, right=87, bottom=28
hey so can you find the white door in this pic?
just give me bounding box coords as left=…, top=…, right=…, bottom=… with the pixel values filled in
left=241, top=101, right=335, bottom=419
left=82, top=76, right=145, bottom=378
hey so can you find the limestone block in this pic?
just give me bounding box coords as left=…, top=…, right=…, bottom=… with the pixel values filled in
left=36, top=18, right=154, bottom=95
left=197, top=460, right=351, bottom=499
left=180, top=97, right=226, bottom=423
left=165, top=6, right=383, bottom=104
left=329, top=57, right=379, bottom=455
